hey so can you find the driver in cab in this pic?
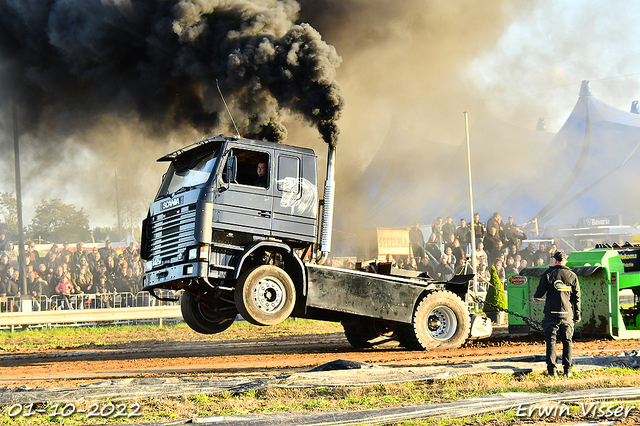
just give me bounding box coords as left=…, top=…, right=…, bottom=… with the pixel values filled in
left=254, top=162, right=268, bottom=188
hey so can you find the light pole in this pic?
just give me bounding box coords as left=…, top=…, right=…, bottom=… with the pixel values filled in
left=114, top=165, right=122, bottom=242
left=13, top=102, right=30, bottom=312
left=464, top=112, right=478, bottom=309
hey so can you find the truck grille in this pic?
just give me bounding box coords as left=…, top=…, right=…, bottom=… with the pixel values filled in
left=148, top=204, right=197, bottom=265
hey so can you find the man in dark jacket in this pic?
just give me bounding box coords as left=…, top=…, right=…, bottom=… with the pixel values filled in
left=472, top=213, right=485, bottom=246
left=533, top=251, right=581, bottom=377
left=455, top=218, right=472, bottom=255
left=535, top=242, right=551, bottom=266
left=506, top=224, right=528, bottom=253
left=408, top=222, right=425, bottom=260
left=486, top=212, right=505, bottom=243
left=519, top=243, right=537, bottom=267
left=254, top=162, right=269, bottom=187
left=483, top=226, right=501, bottom=252
left=425, top=233, right=441, bottom=263
left=0, top=233, right=9, bottom=252
left=99, top=240, right=117, bottom=262
left=441, top=217, right=456, bottom=247
left=435, top=254, right=455, bottom=282
left=417, top=256, right=435, bottom=277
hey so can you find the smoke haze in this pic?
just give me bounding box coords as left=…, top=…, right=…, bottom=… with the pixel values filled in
left=0, top=0, right=343, bottom=229
left=0, top=0, right=342, bottom=144
left=1, top=0, right=639, bottom=236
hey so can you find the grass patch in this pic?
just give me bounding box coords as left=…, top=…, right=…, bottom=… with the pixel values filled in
left=2, top=368, right=638, bottom=424
left=0, top=319, right=343, bottom=351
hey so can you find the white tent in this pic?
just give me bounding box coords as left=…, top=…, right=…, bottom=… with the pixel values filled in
left=338, top=81, right=640, bottom=231
left=531, top=80, right=640, bottom=226
left=342, top=106, right=554, bottom=228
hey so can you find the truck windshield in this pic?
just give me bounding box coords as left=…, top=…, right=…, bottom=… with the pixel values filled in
left=156, top=147, right=220, bottom=198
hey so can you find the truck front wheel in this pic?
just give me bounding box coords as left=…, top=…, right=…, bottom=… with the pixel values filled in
left=181, top=290, right=236, bottom=334
left=398, top=291, right=470, bottom=350
left=235, top=265, right=296, bottom=326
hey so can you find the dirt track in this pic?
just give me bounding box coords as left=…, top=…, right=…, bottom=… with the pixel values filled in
left=1, top=330, right=638, bottom=389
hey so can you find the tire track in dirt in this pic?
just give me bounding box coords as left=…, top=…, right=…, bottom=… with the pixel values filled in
left=0, top=332, right=636, bottom=388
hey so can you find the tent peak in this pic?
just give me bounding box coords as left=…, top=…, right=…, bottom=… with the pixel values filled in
left=579, top=80, right=592, bottom=97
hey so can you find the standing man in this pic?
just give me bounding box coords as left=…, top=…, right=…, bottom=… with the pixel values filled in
left=431, top=217, right=443, bottom=251
left=72, top=241, right=89, bottom=268
left=472, top=213, right=485, bottom=246
left=441, top=217, right=456, bottom=248
left=455, top=218, right=472, bottom=255
left=99, top=239, right=117, bottom=262
left=509, top=227, right=528, bottom=253
left=533, top=251, right=581, bottom=377
left=26, top=241, right=41, bottom=266
left=503, top=215, right=518, bottom=247
left=0, top=233, right=9, bottom=252
left=535, top=242, right=551, bottom=266
left=487, top=212, right=505, bottom=244
left=408, top=222, right=425, bottom=260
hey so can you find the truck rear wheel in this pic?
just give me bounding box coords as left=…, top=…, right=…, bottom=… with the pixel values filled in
left=235, top=265, right=296, bottom=326
left=398, top=291, right=470, bottom=350
left=181, top=291, right=236, bottom=334
left=342, top=318, right=398, bottom=348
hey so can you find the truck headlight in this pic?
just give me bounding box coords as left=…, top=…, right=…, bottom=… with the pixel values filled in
left=188, top=246, right=209, bottom=260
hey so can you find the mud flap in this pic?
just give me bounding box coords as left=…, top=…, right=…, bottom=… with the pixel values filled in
left=468, top=314, right=492, bottom=340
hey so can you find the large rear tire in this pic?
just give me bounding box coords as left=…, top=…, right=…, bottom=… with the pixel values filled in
left=398, top=291, right=470, bottom=350
left=235, top=265, right=296, bottom=326
left=342, top=318, right=398, bottom=349
left=181, top=290, right=236, bottom=334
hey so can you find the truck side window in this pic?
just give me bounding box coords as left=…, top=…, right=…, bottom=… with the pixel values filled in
left=231, top=149, right=270, bottom=188
left=277, top=155, right=301, bottom=195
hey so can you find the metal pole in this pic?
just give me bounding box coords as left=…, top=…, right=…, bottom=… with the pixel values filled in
left=115, top=166, right=122, bottom=242
left=12, top=102, right=29, bottom=311
left=464, top=112, right=478, bottom=309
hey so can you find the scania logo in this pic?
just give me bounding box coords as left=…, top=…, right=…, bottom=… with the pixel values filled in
left=162, top=197, right=182, bottom=210
left=509, top=275, right=527, bottom=286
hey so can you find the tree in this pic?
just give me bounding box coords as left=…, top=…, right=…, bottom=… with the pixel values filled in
left=28, top=199, right=90, bottom=243
left=0, top=192, right=19, bottom=239
left=117, top=173, right=148, bottom=241
left=92, top=226, right=120, bottom=242
left=484, top=266, right=508, bottom=312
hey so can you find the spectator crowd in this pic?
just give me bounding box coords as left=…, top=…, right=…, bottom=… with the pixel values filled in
left=402, top=212, right=558, bottom=290
left=0, top=236, right=144, bottom=311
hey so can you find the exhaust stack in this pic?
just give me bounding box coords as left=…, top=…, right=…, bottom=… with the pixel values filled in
left=318, top=144, right=336, bottom=263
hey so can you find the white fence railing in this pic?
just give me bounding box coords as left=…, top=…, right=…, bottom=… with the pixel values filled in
left=0, top=291, right=183, bottom=330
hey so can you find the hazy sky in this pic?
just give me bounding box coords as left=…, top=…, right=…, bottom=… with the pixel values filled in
left=2, top=0, right=639, bottom=233
left=468, top=0, right=640, bottom=132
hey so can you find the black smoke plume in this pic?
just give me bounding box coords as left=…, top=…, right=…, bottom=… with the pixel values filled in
left=0, top=0, right=343, bottom=145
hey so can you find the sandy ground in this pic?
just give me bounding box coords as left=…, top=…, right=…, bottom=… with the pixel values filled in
left=1, top=329, right=637, bottom=389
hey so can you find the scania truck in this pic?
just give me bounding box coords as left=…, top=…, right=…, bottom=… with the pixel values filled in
left=141, top=135, right=490, bottom=350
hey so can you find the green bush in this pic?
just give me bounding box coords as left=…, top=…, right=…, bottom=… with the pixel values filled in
left=484, top=265, right=508, bottom=312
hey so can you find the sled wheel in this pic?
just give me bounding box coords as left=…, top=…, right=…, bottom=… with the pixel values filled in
left=181, top=290, right=236, bottom=334
left=235, top=265, right=296, bottom=326
left=342, top=318, right=398, bottom=349
left=398, top=291, right=470, bottom=350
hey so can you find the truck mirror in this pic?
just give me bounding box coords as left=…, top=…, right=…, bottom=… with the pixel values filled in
left=226, top=156, right=237, bottom=184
